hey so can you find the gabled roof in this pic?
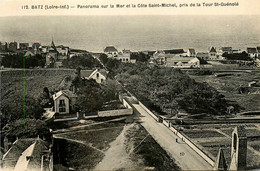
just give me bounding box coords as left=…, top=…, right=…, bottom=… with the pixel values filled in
left=89, top=69, right=108, bottom=78
left=104, top=46, right=118, bottom=52
left=81, top=70, right=94, bottom=78
left=247, top=47, right=257, bottom=54
left=2, top=138, right=49, bottom=170
left=53, top=90, right=77, bottom=100
left=209, top=47, right=217, bottom=53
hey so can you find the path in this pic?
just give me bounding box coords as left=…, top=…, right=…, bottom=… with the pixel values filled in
left=133, top=104, right=213, bottom=170
left=94, top=124, right=136, bottom=170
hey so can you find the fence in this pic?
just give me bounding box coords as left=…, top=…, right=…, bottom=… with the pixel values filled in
left=138, top=101, right=215, bottom=167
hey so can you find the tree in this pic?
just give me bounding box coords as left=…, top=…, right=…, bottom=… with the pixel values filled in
left=1, top=95, right=44, bottom=124
left=3, top=119, right=51, bottom=142
left=76, top=79, right=105, bottom=113
left=38, top=87, right=53, bottom=108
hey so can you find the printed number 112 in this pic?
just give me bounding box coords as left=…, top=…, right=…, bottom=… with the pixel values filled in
left=22, top=5, right=29, bottom=9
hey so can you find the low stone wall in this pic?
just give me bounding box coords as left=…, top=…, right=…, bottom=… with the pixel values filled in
left=139, top=101, right=215, bottom=167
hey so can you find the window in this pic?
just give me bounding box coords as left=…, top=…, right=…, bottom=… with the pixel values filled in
left=59, top=99, right=66, bottom=113
left=101, top=79, right=104, bottom=83
left=96, top=73, right=99, bottom=77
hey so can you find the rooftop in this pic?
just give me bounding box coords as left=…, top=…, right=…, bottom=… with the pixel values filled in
left=104, top=46, right=118, bottom=52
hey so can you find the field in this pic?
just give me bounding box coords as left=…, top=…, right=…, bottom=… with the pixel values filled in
left=0, top=69, right=76, bottom=101
left=179, top=123, right=260, bottom=169
left=187, top=70, right=260, bottom=112
left=53, top=120, right=180, bottom=171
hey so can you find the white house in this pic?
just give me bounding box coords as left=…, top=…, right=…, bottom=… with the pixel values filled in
left=165, top=55, right=200, bottom=68
left=117, top=52, right=131, bottom=63
left=104, top=46, right=118, bottom=57
left=53, top=90, right=77, bottom=114
left=81, top=68, right=108, bottom=84
left=209, top=46, right=218, bottom=60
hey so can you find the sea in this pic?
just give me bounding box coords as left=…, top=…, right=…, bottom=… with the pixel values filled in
left=0, top=15, right=259, bottom=52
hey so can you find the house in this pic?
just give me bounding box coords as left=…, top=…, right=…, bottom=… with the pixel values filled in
left=69, top=49, right=88, bottom=58
left=247, top=47, right=258, bottom=58
left=1, top=138, right=52, bottom=171
left=0, top=42, right=7, bottom=52
left=196, top=52, right=209, bottom=60
left=117, top=52, right=131, bottom=63
left=104, top=46, right=118, bottom=57
left=165, top=55, right=200, bottom=68
left=56, top=45, right=70, bottom=56
left=220, top=47, right=232, bottom=54
left=8, top=41, right=18, bottom=52
left=32, top=43, right=41, bottom=50
left=45, top=40, right=69, bottom=68
left=187, top=48, right=196, bottom=57
left=53, top=90, right=77, bottom=114
left=81, top=68, right=108, bottom=84
left=19, top=43, right=29, bottom=50
left=209, top=46, right=218, bottom=60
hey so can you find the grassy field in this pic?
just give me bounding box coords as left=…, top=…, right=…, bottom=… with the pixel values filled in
left=188, top=70, right=260, bottom=112
left=0, top=69, right=76, bottom=101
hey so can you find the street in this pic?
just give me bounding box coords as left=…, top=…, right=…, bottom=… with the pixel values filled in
left=133, top=104, right=213, bottom=170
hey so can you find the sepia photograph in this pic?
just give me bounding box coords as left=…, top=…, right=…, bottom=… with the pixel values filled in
left=0, top=0, right=260, bottom=170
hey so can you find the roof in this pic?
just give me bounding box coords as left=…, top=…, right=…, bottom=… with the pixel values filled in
left=2, top=138, right=49, bottom=170
left=247, top=47, right=257, bottom=54
left=221, top=47, right=232, bottom=51
left=104, top=46, right=118, bottom=52
left=164, top=49, right=185, bottom=54
left=53, top=90, right=77, bottom=100
left=81, top=70, right=94, bottom=78
left=122, top=49, right=131, bottom=53
left=209, top=47, right=217, bottom=53
left=188, top=48, right=196, bottom=55
left=196, top=52, right=209, bottom=58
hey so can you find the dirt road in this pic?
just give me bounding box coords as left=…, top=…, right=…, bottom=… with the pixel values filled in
left=94, top=124, right=137, bottom=170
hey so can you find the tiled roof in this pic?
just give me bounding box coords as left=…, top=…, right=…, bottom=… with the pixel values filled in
left=104, top=46, right=118, bottom=52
